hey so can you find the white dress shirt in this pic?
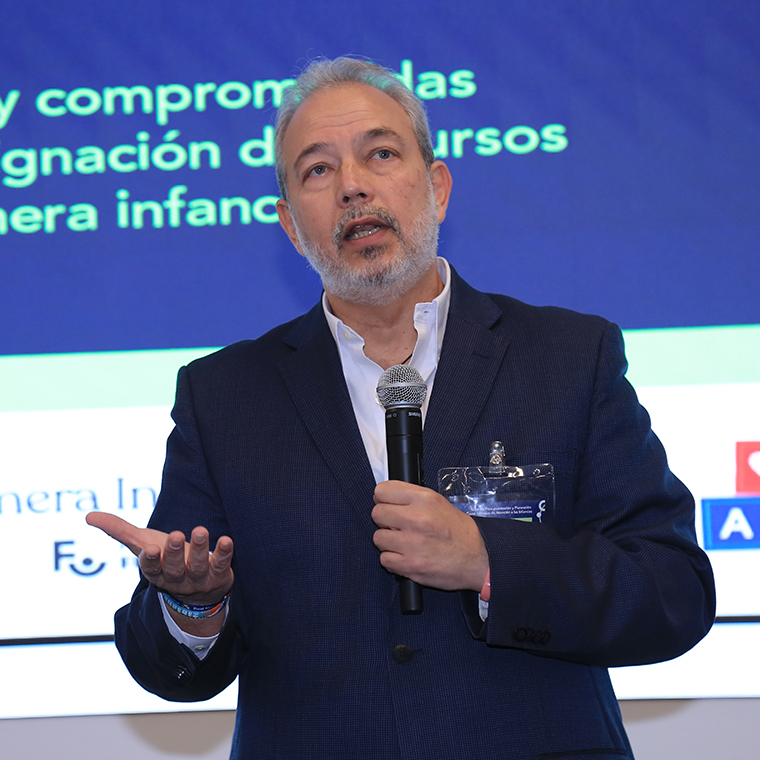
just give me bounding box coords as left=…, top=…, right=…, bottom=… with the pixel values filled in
left=323, top=257, right=450, bottom=484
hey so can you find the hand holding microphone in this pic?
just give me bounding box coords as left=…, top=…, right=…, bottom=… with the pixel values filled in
left=372, top=365, right=490, bottom=613
left=375, top=364, right=427, bottom=613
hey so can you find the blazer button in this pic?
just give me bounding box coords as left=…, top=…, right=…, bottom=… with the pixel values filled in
left=172, top=665, right=191, bottom=683
left=541, top=631, right=552, bottom=645
left=512, top=628, right=527, bottom=643
left=392, top=644, right=414, bottom=664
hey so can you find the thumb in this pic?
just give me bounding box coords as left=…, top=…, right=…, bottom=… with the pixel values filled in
left=86, top=512, right=146, bottom=556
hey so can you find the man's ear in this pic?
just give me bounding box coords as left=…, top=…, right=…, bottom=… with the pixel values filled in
left=429, top=161, right=453, bottom=224
left=276, top=198, right=304, bottom=255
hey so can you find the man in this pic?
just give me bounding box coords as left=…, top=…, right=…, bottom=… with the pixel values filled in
left=88, top=57, right=715, bottom=760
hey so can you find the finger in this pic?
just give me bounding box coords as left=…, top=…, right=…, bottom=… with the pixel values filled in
left=85, top=512, right=147, bottom=555
left=373, top=535, right=419, bottom=579
left=372, top=527, right=395, bottom=552
left=372, top=524, right=415, bottom=554
left=187, top=527, right=211, bottom=582
left=161, top=531, right=189, bottom=582
left=371, top=502, right=390, bottom=529
left=138, top=542, right=164, bottom=581
left=372, top=502, right=416, bottom=531
left=374, top=480, right=420, bottom=506
left=377, top=549, right=407, bottom=576
left=209, top=536, right=234, bottom=577
left=370, top=503, right=395, bottom=530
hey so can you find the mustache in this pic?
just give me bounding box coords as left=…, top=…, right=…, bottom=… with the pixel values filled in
left=332, top=205, right=400, bottom=247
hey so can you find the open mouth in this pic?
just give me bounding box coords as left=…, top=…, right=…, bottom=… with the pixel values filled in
left=345, top=222, right=386, bottom=241
left=335, top=208, right=399, bottom=246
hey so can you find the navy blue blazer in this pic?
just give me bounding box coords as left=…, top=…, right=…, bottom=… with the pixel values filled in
left=115, top=270, right=715, bottom=760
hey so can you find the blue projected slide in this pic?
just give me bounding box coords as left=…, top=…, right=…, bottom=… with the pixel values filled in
left=1, top=1, right=759, bottom=718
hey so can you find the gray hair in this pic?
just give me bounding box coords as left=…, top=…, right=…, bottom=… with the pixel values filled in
left=274, top=57, right=435, bottom=200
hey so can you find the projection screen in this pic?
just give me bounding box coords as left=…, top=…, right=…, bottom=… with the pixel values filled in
left=1, top=0, right=758, bottom=718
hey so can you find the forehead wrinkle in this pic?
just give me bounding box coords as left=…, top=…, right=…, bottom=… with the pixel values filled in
left=359, top=126, right=410, bottom=151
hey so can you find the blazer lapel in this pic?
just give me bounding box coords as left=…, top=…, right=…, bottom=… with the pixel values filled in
left=424, top=270, right=512, bottom=482
left=278, top=304, right=379, bottom=535
left=275, top=269, right=512, bottom=527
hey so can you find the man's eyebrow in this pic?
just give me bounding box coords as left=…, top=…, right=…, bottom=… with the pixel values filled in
left=294, top=142, right=329, bottom=173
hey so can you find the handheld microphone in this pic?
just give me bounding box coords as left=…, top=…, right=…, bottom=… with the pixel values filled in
left=376, top=364, right=427, bottom=615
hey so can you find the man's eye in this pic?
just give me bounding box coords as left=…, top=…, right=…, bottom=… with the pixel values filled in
left=309, top=164, right=327, bottom=177
left=374, top=149, right=393, bottom=160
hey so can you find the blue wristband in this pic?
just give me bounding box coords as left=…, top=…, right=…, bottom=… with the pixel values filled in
left=161, top=590, right=230, bottom=619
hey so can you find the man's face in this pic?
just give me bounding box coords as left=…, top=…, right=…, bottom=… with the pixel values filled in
left=276, top=83, right=452, bottom=306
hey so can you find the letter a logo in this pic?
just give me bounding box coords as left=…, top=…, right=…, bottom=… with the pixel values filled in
left=719, top=507, right=755, bottom=541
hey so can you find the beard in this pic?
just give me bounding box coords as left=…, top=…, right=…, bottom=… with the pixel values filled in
left=291, top=190, right=440, bottom=307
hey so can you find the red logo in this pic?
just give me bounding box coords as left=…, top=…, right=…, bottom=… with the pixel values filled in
left=737, top=442, right=760, bottom=495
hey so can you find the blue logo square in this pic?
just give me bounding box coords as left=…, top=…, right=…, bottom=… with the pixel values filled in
left=702, top=497, right=760, bottom=550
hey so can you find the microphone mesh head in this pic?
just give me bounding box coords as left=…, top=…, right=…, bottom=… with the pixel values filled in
left=376, top=364, right=428, bottom=409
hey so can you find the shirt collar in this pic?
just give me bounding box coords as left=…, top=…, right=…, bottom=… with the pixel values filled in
left=322, top=257, right=451, bottom=360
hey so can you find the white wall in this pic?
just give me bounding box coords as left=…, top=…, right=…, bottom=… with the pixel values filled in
left=1, top=700, right=758, bottom=759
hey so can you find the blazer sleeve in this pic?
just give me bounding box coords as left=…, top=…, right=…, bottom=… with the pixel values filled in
left=114, top=364, right=246, bottom=702
left=466, top=321, right=716, bottom=667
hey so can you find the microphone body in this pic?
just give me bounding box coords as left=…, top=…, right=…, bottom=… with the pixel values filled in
left=377, top=365, right=427, bottom=615
left=385, top=406, right=423, bottom=485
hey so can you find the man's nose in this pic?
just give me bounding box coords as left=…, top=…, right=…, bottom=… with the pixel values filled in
left=337, top=162, right=374, bottom=207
